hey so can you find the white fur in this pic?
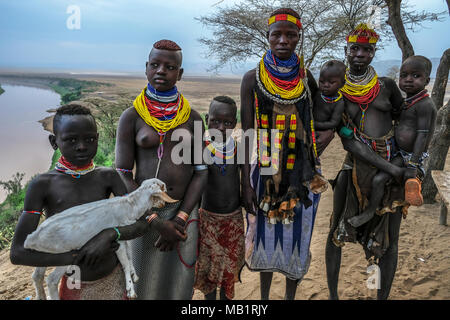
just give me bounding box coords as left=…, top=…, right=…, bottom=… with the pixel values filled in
left=25, top=178, right=168, bottom=300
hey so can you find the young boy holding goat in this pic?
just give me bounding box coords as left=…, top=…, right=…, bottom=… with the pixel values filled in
left=10, top=104, right=150, bottom=299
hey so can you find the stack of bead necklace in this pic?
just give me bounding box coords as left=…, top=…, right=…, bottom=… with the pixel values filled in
left=340, top=66, right=380, bottom=131
left=205, top=136, right=236, bottom=176
left=257, top=50, right=306, bottom=104
left=55, top=156, right=95, bottom=178
left=133, top=83, right=191, bottom=178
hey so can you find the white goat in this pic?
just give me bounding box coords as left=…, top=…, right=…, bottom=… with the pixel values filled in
left=24, top=178, right=175, bottom=300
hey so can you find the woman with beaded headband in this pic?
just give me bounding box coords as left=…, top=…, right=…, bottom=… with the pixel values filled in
left=240, top=8, right=330, bottom=300
left=325, top=23, right=411, bottom=300
left=111, top=40, right=208, bottom=299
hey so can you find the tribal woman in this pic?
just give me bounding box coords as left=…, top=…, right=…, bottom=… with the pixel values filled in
left=325, top=24, right=409, bottom=300
left=113, top=40, right=208, bottom=299
left=240, top=8, right=329, bottom=300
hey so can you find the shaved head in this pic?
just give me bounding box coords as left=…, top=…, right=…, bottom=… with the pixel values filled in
left=402, top=55, right=432, bottom=77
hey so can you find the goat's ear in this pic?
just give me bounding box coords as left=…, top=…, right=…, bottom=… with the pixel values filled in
left=156, top=192, right=178, bottom=203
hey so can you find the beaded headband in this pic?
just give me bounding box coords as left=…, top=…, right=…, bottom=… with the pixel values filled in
left=268, top=14, right=302, bottom=29
left=346, top=23, right=379, bottom=44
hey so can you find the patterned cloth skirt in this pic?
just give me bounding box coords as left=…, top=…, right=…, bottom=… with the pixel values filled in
left=130, top=201, right=199, bottom=299
left=194, top=208, right=245, bottom=299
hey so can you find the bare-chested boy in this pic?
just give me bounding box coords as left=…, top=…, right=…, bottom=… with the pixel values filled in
left=348, top=55, right=437, bottom=228
left=313, top=60, right=346, bottom=134
left=10, top=104, right=129, bottom=299
left=194, top=96, right=244, bottom=300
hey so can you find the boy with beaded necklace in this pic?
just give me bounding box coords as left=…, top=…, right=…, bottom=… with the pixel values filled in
left=10, top=104, right=130, bottom=299
left=348, top=55, right=437, bottom=227
left=194, top=96, right=244, bottom=300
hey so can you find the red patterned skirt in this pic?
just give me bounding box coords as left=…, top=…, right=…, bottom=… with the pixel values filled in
left=194, top=208, right=245, bottom=299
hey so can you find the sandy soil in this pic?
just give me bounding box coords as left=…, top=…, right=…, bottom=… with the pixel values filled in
left=0, top=75, right=448, bottom=300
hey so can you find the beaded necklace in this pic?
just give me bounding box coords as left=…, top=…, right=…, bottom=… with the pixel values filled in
left=134, top=85, right=191, bottom=178
left=146, top=84, right=178, bottom=103
left=320, top=91, right=343, bottom=103
left=340, top=66, right=380, bottom=131
left=206, top=136, right=236, bottom=175
left=257, top=52, right=306, bottom=104
left=55, top=156, right=95, bottom=178
left=403, top=89, right=429, bottom=110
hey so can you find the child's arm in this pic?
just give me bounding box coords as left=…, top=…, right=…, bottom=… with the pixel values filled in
left=314, top=100, right=345, bottom=131
left=405, top=100, right=437, bottom=180
left=115, top=108, right=139, bottom=193
left=10, top=177, right=77, bottom=267
left=154, top=111, right=208, bottom=251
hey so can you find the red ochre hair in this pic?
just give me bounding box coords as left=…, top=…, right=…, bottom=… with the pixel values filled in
left=153, top=40, right=182, bottom=51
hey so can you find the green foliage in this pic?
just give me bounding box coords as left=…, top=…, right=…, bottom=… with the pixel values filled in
left=0, top=84, right=4, bottom=95
left=0, top=172, right=25, bottom=196
left=49, top=78, right=111, bottom=104
left=0, top=174, right=27, bottom=249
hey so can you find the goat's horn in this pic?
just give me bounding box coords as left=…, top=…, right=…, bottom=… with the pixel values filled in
left=158, top=192, right=178, bottom=203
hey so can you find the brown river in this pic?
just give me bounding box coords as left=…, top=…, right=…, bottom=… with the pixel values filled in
left=0, top=84, right=60, bottom=202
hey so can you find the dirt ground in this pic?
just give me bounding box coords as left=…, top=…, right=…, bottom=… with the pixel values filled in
left=0, top=75, right=448, bottom=300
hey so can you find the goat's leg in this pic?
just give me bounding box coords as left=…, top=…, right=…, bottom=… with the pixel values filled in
left=115, top=243, right=137, bottom=299
left=32, top=267, right=47, bottom=300
left=124, top=241, right=139, bottom=283
left=46, top=267, right=66, bottom=300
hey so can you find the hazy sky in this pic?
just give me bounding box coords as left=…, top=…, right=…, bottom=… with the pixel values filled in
left=0, top=0, right=449, bottom=75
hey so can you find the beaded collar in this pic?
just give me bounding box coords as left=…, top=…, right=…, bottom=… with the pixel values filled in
left=55, top=156, right=95, bottom=178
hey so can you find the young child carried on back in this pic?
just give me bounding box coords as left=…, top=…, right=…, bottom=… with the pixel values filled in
left=10, top=104, right=130, bottom=300
left=194, top=96, right=245, bottom=300
left=313, top=60, right=346, bottom=137
left=348, top=55, right=437, bottom=228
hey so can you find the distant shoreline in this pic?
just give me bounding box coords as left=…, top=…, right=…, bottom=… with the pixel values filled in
left=0, top=75, right=60, bottom=92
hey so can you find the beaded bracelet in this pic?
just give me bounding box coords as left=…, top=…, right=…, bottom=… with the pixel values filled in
left=146, top=213, right=158, bottom=225
left=176, top=211, right=190, bottom=222
left=113, top=227, right=121, bottom=242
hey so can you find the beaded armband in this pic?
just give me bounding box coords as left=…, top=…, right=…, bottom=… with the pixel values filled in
left=116, top=168, right=133, bottom=174
left=194, top=165, right=208, bottom=171
left=23, top=210, right=43, bottom=216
